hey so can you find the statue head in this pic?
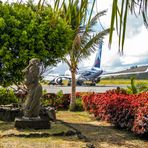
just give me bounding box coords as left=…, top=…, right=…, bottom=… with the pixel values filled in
left=29, top=58, right=40, bottom=66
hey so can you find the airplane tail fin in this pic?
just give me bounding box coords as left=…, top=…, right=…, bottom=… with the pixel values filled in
left=93, top=41, right=102, bottom=68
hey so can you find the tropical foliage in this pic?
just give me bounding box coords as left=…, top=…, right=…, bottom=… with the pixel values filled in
left=110, top=0, right=148, bottom=52
left=127, top=77, right=148, bottom=94
left=82, top=89, right=148, bottom=135
left=49, top=0, right=110, bottom=110
left=41, top=90, right=84, bottom=111
left=0, top=1, right=72, bottom=86
left=0, top=87, right=19, bottom=105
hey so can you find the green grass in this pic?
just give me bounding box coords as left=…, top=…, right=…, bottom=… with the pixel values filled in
left=57, top=111, right=148, bottom=148
left=0, top=111, right=148, bottom=148
left=99, top=79, right=148, bottom=85
left=0, top=120, right=85, bottom=148
left=0, top=137, right=85, bottom=148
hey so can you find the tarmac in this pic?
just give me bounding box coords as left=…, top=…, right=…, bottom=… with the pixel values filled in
left=43, top=85, right=127, bottom=94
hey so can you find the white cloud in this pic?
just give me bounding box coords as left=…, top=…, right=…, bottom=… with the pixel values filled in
left=88, top=0, right=148, bottom=71
left=73, top=0, right=148, bottom=72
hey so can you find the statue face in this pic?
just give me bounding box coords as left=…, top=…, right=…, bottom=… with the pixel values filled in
left=29, top=58, right=40, bottom=66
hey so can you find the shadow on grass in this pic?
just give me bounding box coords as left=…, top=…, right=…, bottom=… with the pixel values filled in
left=0, top=119, right=147, bottom=148
left=62, top=121, right=148, bottom=148
left=0, top=121, right=14, bottom=131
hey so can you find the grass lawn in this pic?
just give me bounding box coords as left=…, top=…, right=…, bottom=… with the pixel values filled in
left=99, top=79, right=148, bottom=85
left=0, top=111, right=148, bottom=148
left=0, top=120, right=85, bottom=148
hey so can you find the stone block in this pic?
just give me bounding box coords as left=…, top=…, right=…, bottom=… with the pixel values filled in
left=14, top=117, right=51, bottom=129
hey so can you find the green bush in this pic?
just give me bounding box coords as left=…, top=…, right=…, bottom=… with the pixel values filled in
left=41, top=90, right=70, bottom=110
left=136, top=82, right=148, bottom=92
left=127, top=77, right=148, bottom=94
left=74, top=98, right=84, bottom=111
left=0, top=88, right=19, bottom=105
left=42, top=90, right=84, bottom=111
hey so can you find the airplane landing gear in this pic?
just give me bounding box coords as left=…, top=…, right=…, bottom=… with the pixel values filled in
left=76, top=80, right=84, bottom=86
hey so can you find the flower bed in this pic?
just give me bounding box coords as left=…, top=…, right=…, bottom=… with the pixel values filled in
left=42, top=93, right=70, bottom=110
left=82, top=89, right=148, bottom=135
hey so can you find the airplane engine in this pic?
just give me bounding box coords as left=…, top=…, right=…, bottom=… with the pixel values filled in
left=55, top=77, right=63, bottom=85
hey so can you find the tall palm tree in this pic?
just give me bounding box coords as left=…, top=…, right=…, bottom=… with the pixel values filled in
left=110, top=0, right=148, bottom=53
left=58, top=0, right=110, bottom=110
left=37, top=0, right=147, bottom=110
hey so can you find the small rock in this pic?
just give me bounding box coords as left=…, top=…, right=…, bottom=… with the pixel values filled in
left=77, top=134, right=86, bottom=139
left=64, top=130, right=76, bottom=136
left=86, top=143, right=95, bottom=148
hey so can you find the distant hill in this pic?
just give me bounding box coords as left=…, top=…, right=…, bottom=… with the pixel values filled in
left=103, top=65, right=148, bottom=80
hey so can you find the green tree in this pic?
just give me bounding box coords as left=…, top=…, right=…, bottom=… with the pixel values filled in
left=51, top=0, right=109, bottom=111
left=0, top=1, right=72, bottom=86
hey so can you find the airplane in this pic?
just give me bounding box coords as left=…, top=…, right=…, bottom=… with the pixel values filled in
left=48, top=42, right=104, bottom=86
left=44, top=43, right=148, bottom=86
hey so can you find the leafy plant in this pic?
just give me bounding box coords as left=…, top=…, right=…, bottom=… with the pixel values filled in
left=54, top=0, right=110, bottom=111
left=42, top=91, right=70, bottom=110
left=127, top=77, right=148, bottom=94
left=0, top=1, right=72, bottom=86
left=72, top=98, right=84, bottom=111
left=110, top=0, right=148, bottom=52
left=136, top=82, right=148, bottom=93
left=82, top=89, right=148, bottom=135
left=57, top=90, right=64, bottom=99
left=127, top=77, right=137, bottom=94
left=0, top=88, right=19, bottom=105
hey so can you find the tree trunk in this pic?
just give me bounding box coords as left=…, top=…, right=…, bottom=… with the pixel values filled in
left=69, top=69, right=76, bottom=111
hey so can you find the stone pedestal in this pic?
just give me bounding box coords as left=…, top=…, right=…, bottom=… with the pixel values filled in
left=0, top=105, right=23, bottom=122
left=15, top=117, right=50, bottom=129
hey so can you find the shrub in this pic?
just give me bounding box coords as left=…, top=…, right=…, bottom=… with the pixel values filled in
left=82, top=89, right=148, bottom=135
left=74, top=98, right=84, bottom=111
left=42, top=91, right=70, bottom=110
left=70, top=93, right=84, bottom=111
left=126, top=77, right=148, bottom=94
left=42, top=91, right=85, bottom=111
left=0, top=88, right=19, bottom=105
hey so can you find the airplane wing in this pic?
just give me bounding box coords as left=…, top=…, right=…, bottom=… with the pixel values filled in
left=100, top=66, right=148, bottom=78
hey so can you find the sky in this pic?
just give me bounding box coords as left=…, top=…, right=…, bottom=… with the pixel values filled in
left=2, top=0, right=148, bottom=74
left=48, top=0, right=148, bottom=74
left=93, top=0, right=148, bottom=72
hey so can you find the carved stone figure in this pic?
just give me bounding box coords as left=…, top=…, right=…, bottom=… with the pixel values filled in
left=22, top=58, right=42, bottom=118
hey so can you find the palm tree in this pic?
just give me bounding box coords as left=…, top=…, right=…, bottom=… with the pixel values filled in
left=109, top=0, right=148, bottom=53
left=57, top=0, right=110, bottom=110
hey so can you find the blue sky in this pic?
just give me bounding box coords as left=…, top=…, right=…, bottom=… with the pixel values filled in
left=80, top=0, right=148, bottom=72
left=55, top=0, right=148, bottom=74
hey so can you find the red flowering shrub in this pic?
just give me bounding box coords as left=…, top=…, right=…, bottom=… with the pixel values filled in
left=42, top=92, right=87, bottom=111
left=82, top=89, right=148, bottom=135
left=42, top=93, right=70, bottom=110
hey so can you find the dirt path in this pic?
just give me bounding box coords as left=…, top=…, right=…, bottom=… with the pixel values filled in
left=57, top=111, right=148, bottom=148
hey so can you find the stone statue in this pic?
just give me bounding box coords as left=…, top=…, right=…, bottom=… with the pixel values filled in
left=22, top=58, right=42, bottom=119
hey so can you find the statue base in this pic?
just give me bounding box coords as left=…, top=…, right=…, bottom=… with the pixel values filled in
left=14, top=117, right=51, bottom=129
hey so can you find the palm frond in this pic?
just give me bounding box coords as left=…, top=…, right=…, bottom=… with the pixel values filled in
left=110, top=0, right=148, bottom=52
left=121, top=0, right=129, bottom=54
left=89, top=10, right=107, bottom=28
left=86, top=0, right=96, bottom=31
left=109, top=0, right=117, bottom=49
left=81, top=10, right=107, bottom=42
left=77, top=28, right=110, bottom=61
